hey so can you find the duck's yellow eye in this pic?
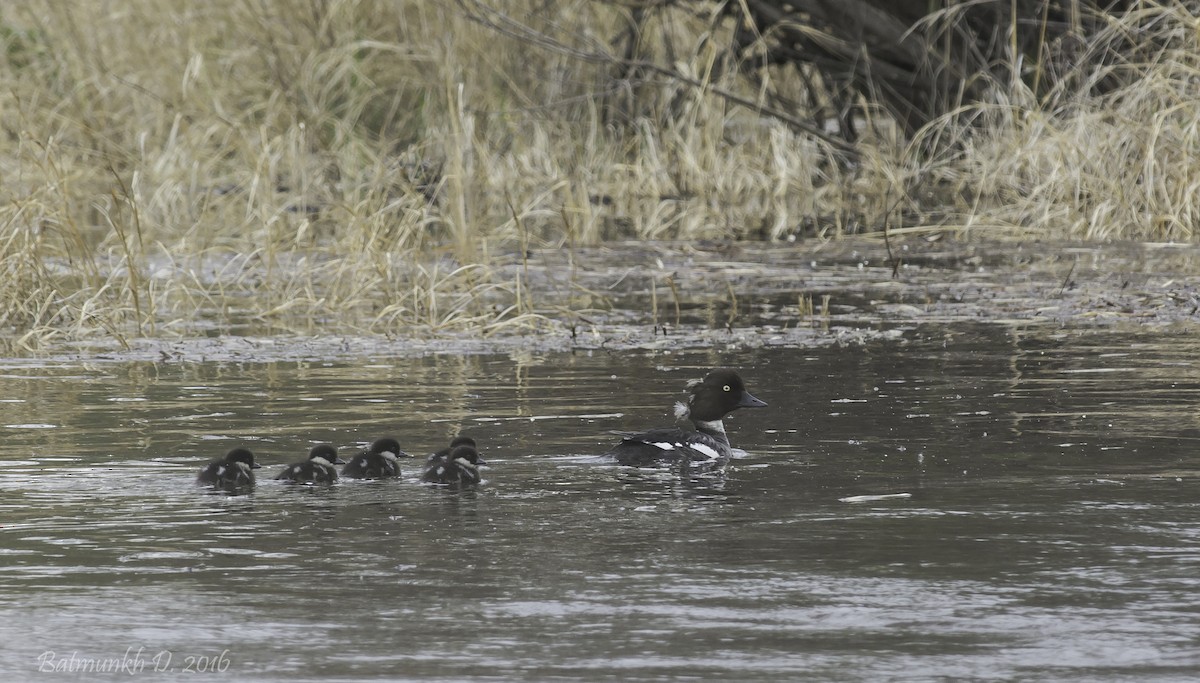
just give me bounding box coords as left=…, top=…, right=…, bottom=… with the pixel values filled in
left=723, top=384, right=731, bottom=392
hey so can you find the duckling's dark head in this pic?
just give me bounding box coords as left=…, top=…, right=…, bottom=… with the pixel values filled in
left=308, top=444, right=345, bottom=465
left=369, top=438, right=403, bottom=457
left=225, top=447, right=260, bottom=469
left=449, top=444, right=481, bottom=465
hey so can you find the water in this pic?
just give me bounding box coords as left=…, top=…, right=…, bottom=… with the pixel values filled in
left=4, top=325, right=1200, bottom=681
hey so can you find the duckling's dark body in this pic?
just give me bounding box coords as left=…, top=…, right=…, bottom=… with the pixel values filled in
left=422, top=439, right=483, bottom=487
left=276, top=444, right=344, bottom=484
left=197, top=448, right=261, bottom=490
left=341, top=438, right=408, bottom=479
left=604, top=368, right=766, bottom=470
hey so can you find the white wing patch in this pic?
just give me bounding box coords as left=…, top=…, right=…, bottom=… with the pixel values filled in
left=648, top=442, right=677, bottom=451
left=689, top=442, right=720, bottom=460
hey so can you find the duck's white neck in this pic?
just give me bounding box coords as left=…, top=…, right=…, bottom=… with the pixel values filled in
left=693, top=418, right=729, bottom=446
left=677, top=401, right=731, bottom=446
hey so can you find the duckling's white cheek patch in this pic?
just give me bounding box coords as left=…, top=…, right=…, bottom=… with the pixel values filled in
left=649, top=442, right=677, bottom=451
left=690, top=443, right=720, bottom=460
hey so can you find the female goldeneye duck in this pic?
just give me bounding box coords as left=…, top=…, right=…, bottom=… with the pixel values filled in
left=604, top=368, right=766, bottom=469
left=341, top=437, right=408, bottom=479
left=276, top=444, right=345, bottom=484
left=421, top=442, right=484, bottom=487
left=196, top=447, right=261, bottom=490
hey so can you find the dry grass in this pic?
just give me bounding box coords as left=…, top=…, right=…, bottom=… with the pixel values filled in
left=906, top=2, right=1200, bottom=241
left=0, top=1, right=1197, bottom=352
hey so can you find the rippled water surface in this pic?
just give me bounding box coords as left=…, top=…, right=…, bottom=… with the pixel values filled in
left=5, top=325, right=1200, bottom=681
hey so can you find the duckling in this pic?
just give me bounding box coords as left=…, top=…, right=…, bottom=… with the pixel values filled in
left=196, top=447, right=261, bottom=490
left=341, top=437, right=408, bottom=479
left=422, top=440, right=484, bottom=487
left=276, top=444, right=344, bottom=484
left=425, top=435, right=477, bottom=463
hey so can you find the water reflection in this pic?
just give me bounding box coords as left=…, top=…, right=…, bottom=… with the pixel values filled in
left=3, top=328, right=1200, bottom=679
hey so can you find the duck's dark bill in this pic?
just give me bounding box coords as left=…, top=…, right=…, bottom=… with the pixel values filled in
left=739, top=391, right=767, bottom=408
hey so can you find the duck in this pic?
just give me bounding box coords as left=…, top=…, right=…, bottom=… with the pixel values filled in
left=196, top=447, right=261, bottom=490
left=421, top=439, right=484, bottom=487
left=341, top=437, right=408, bottom=479
left=275, top=444, right=345, bottom=484
left=603, top=368, right=766, bottom=469
left=424, top=435, right=477, bottom=464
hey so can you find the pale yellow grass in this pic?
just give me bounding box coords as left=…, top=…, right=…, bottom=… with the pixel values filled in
left=0, top=1, right=1197, bottom=352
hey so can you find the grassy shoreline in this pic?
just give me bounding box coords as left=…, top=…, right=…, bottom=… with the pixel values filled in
left=2, top=2, right=1199, bottom=352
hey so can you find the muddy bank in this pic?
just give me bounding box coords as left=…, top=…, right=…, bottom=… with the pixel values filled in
left=24, top=238, right=1200, bottom=364
left=529, top=237, right=1200, bottom=330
